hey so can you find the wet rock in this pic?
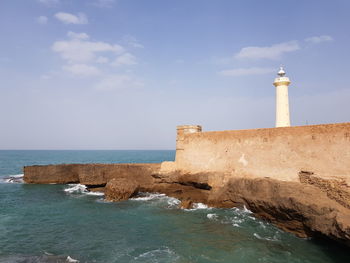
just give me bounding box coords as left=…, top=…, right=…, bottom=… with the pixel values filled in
left=209, top=177, right=350, bottom=246
left=105, top=178, right=139, bottom=202
left=180, top=199, right=194, bottom=209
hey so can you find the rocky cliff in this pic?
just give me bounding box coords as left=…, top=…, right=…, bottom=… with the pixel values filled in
left=24, top=162, right=350, bottom=247
left=23, top=122, right=350, bottom=246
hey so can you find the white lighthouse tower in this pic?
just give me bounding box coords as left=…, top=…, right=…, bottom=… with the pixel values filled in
left=273, top=66, right=291, bottom=127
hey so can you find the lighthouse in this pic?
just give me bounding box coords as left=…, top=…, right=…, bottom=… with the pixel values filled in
left=273, top=66, right=291, bottom=127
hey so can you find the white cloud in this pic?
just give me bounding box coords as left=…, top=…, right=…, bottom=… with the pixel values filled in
left=37, top=0, right=59, bottom=6
left=54, top=12, right=88, bottom=25
left=51, top=32, right=140, bottom=82
left=112, top=53, right=137, bottom=66
left=37, top=16, right=48, bottom=24
left=63, top=64, right=101, bottom=76
left=235, top=41, right=300, bottom=60
left=219, top=67, right=275, bottom=76
left=52, top=32, right=124, bottom=63
left=305, top=35, right=333, bottom=44
left=95, top=75, right=143, bottom=91
left=92, top=0, right=115, bottom=8
left=96, top=56, right=109, bottom=63
left=67, top=31, right=89, bottom=40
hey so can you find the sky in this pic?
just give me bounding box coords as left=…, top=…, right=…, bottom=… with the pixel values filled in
left=1, top=0, right=350, bottom=150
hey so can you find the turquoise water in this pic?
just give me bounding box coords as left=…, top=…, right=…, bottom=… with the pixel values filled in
left=0, top=150, right=349, bottom=263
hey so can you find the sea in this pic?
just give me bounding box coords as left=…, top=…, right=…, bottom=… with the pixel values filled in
left=0, top=150, right=349, bottom=263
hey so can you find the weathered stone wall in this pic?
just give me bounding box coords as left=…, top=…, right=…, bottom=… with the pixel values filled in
left=24, top=164, right=82, bottom=184
left=175, top=122, right=350, bottom=187
left=24, top=163, right=161, bottom=186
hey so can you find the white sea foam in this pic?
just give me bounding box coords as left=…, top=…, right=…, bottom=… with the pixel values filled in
left=134, top=247, right=178, bottom=261
left=253, top=232, right=279, bottom=242
left=231, top=215, right=244, bottom=226
left=0, top=174, right=24, bottom=184
left=130, top=192, right=180, bottom=208
left=243, top=205, right=253, bottom=214
left=207, top=213, right=218, bottom=220
left=66, top=255, right=79, bottom=262
left=130, top=193, right=166, bottom=201
left=86, top=191, right=104, bottom=196
left=64, top=184, right=104, bottom=196
left=166, top=197, right=181, bottom=207
left=193, top=203, right=209, bottom=209
left=184, top=202, right=211, bottom=211
left=64, top=184, right=87, bottom=193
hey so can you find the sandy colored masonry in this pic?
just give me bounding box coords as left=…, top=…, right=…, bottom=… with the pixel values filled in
left=172, top=122, right=350, bottom=188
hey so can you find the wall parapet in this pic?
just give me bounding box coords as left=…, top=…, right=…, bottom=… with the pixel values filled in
left=176, top=125, right=202, bottom=153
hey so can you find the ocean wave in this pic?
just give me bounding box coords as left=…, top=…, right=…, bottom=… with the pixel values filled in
left=183, top=202, right=212, bottom=211
left=86, top=191, right=105, bottom=196
left=130, top=192, right=180, bottom=208
left=133, top=247, right=178, bottom=262
left=253, top=232, right=280, bottom=242
left=130, top=193, right=167, bottom=201
left=204, top=206, right=258, bottom=228
left=64, top=184, right=104, bottom=196
left=0, top=174, right=24, bottom=184
left=64, top=184, right=88, bottom=194
left=207, top=213, right=218, bottom=220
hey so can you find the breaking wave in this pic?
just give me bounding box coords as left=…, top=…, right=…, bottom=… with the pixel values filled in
left=183, top=202, right=212, bottom=211
left=133, top=246, right=179, bottom=262
left=205, top=206, right=282, bottom=242
left=130, top=192, right=180, bottom=208
left=0, top=174, right=24, bottom=184
left=64, top=184, right=104, bottom=196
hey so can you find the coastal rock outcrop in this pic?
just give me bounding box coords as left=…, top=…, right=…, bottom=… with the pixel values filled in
left=209, top=177, right=350, bottom=245
left=105, top=178, right=139, bottom=202
left=78, top=163, right=160, bottom=186
left=23, top=163, right=350, bottom=247
left=24, top=164, right=81, bottom=184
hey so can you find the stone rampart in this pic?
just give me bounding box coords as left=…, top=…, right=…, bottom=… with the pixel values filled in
left=175, top=122, right=350, bottom=187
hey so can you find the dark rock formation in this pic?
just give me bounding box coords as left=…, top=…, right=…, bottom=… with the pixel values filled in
left=299, top=171, right=350, bottom=209
left=209, top=177, right=350, bottom=246
left=105, top=178, right=139, bottom=202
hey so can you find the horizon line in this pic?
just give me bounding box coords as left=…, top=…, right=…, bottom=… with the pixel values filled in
left=0, top=149, right=175, bottom=151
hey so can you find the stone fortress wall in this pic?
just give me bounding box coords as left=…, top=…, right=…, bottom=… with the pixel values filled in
left=172, top=122, right=350, bottom=188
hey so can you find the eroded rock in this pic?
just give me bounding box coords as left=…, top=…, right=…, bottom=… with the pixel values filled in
left=105, top=178, right=139, bottom=202
left=180, top=199, right=194, bottom=209
left=209, top=177, right=350, bottom=246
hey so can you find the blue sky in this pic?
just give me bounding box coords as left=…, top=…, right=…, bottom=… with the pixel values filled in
left=1, top=0, right=349, bottom=149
